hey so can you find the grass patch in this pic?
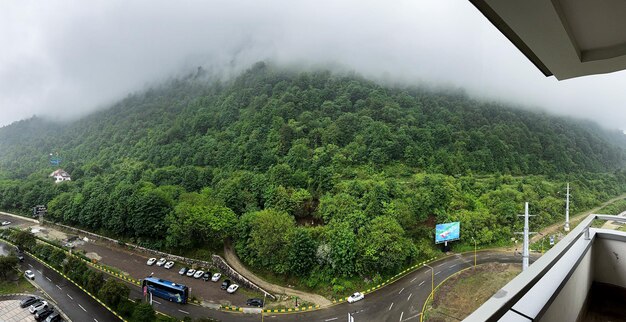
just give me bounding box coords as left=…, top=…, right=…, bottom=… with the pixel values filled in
left=0, top=276, right=36, bottom=295
left=425, top=263, right=520, bottom=322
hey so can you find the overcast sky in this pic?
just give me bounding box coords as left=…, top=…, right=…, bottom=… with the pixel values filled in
left=1, top=0, right=626, bottom=130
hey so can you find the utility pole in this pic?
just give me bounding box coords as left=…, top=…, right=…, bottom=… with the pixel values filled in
left=516, top=202, right=536, bottom=271
left=564, top=183, right=570, bottom=232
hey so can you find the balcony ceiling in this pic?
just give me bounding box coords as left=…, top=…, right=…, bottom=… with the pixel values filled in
left=470, top=0, right=626, bottom=80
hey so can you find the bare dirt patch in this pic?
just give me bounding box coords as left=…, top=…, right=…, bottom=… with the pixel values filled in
left=426, top=263, right=521, bottom=322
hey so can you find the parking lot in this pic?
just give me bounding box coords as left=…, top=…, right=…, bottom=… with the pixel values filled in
left=76, top=240, right=258, bottom=306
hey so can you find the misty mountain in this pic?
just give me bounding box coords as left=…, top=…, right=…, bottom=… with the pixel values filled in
left=0, top=62, right=624, bottom=181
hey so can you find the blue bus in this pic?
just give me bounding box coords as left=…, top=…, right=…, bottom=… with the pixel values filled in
left=142, top=277, right=189, bottom=304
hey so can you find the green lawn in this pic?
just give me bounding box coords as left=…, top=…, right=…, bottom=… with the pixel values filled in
left=0, top=276, right=36, bottom=295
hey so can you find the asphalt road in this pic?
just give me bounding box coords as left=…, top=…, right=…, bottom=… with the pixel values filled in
left=12, top=246, right=122, bottom=322
left=1, top=213, right=538, bottom=322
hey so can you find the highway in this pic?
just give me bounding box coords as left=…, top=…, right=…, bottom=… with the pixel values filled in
left=1, top=213, right=536, bottom=321
left=0, top=240, right=121, bottom=322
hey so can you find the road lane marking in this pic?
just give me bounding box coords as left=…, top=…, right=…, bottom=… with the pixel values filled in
left=419, top=281, right=425, bottom=286
left=389, top=302, right=394, bottom=311
left=56, top=285, right=62, bottom=290
left=410, top=277, right=417, bottom=283
left=436, top=263, right=444, bottom=268
left=46, top=277, right=51, bottom=282
left=152, top=300, right=161, bottom=304
left=28, top=264, right=33, bottom=268
left=403, top=313, right=422, bottom=321
left=449, top=264, right=457, bottom=268
left=78, top=304, right=87, bottom=312
left=37, top=270, right=42, bottom=274
left=67, top=294, right=73, bottom=300
left=407, top=293, right=412, bottom=301
left=398, top=287, right=404, bottom=294
left=325, top=318, right=338, bottom=322
left=178, top=309, right=189, bottom=314
left=400, top=311, right=404, bottom=322
left=94, top=319, right=99, bottom=322
left=435, top=271, right=441, bottom=276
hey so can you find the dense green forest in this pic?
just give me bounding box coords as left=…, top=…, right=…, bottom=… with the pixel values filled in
left=1, top=62, right=626, bottom=292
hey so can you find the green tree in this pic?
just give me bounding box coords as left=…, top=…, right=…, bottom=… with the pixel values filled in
left=98, top=279, right=130, bottom=309
left=287, top=228, right=317, bottom=276
left=132, top=302, right=156, bottom=322
left=14, top=230, right=36, bottom=251
left=0, top=255, right=18, bottom=280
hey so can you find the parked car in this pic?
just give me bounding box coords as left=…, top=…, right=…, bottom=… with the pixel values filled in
left=44, top=312, right=62, bottom=322
left=347, top=292, right=364, bottom=303
left=202, top=272, right=211, bottom=281
left=164, top=261, right=175, bottom=269
left=211, top=272, right=221, bottom=282
left=146, top=258, right=157, bottom=266
left=186, top=269, right=196, bottom=277
left=221, top=279, right=231, bottom=290
left=193, top=270, right=204, bottom=279
left=20, top=296, right=40, bottom=308
left=246, top=298, right=264, bottom=307
left=29, top=300, right=48, bottom=314
left=156, top=258, right=167, bottom=266
left=17, top=253, right=24, bottom=261
left=24, top=270, right=35, bottom=280
left=1, top=221, right=10, bottom=226
left=226, top=284, right=239, bottom=294
left=178, top=267, right=188, bottom=275
left=35, top=308, right=54, bottom=321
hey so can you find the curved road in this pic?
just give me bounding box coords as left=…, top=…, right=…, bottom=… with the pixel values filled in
left=2, top=214, right=537, bottom=321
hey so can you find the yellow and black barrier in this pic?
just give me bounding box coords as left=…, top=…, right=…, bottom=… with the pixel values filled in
left=262, top=305, right=320, bottom=313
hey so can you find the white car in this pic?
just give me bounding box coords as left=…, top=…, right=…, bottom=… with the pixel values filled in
left=29, top=300, right=48, bottom=313
left=227, top=284, right=239, bottom=294
left=164, top=261, right=175, bottom=269
left=193, top=270, right=204, bottom=279
left=211, top=272, right=222, bottom=282
left=146, top=258, right=157, bottom=266
left=186, top=269, right=196, bottom=277
left=156, top=258, right=167, bottom=266
left=347, top=292, right=364, bottom=303
left=1, top=221, right=10, bottom=226
left=24, top=270, right=35, bottom=280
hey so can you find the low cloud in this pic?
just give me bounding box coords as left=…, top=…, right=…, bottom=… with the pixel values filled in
left=1, top=0, right=626, bottom=130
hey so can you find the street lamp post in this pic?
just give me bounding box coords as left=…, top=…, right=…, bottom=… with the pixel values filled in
left=424, top=264, right=434, bottom=299
left=261, top=292, right=267, bottom=322
left=471, top=237, right=477, bottom=267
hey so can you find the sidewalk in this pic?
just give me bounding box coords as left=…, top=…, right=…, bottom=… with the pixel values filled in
left=223, top=242, right=332, bottom=306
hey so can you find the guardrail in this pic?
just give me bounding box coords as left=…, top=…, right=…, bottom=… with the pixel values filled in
left=465, top=213, right=625, bottom=321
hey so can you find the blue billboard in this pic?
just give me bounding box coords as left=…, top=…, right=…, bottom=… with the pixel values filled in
left=435, top=222, right=460, bottom=244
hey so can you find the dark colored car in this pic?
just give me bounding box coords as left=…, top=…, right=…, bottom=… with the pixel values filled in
left=19, top=296, right=39, bottom=308
left=202, top=272, right=211, bottom=281
left=246, top=298, right=264, bottom=307
left=35, top=308, right=55, bottom=321
left=221, top=279, right=231, bottom=290
left=178, top=267, right=188, bottom=275
left=45, top=312, right=62, bottom=322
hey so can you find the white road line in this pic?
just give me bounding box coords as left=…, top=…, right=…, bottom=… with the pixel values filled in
left=400, top=311, right=404, bottom=322
left=398, top=287, right=404, bottom=294
left=419, top=281, right=425, bottom=286
left=178, top=309, right=190, bottom=314
left=78, top=304, right=87, bottom=312
left=94, top=319, right=99, bottom=322
left=435, top=271, right=441, bottom=276
left=67, top=294, right=73, bottom=300
left=325, top=318, right=338, bottom=322
left=389, top=302, right=394, bottom=311
left=407, top=293, right=412, bottom=301
left=46, top=277, right=51, bottom=282
left=449, top=264, right=457, bottom=268
left=152, top=300, right=161, bottom=305
left=436, top=263, right=444, bottom=268
left=37, top=270, right=42, bottom=274
left=403, top=313, right=422, bottom=321
left=410, top=277, right=417, bottom=283
left=28, top=264, right=33, bottom=268
left=56, top=285, right=62, bottom=290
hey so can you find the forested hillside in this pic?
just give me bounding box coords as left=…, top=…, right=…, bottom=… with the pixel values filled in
left=1, top=62, right=625, bottom=292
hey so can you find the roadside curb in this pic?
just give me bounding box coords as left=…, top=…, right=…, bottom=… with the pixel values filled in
left=0, top=237, right=127, bottom=322
left=420, top=266, right=474, bottom=322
